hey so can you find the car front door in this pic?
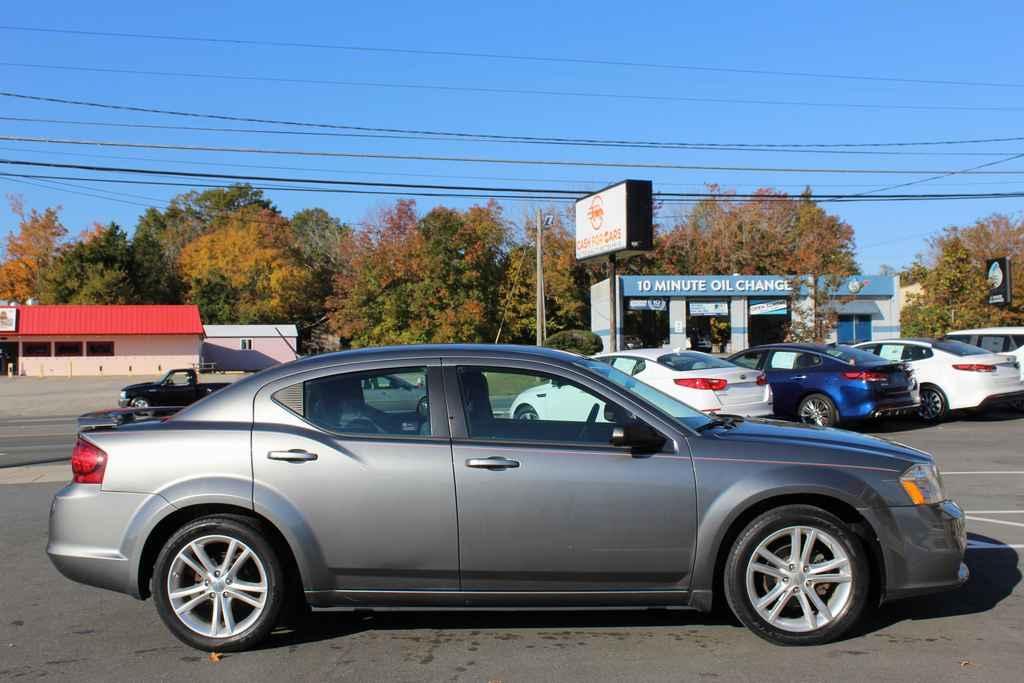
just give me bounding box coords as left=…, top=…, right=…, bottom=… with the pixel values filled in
left=161, top=370, right=197, bottom=406
left=251, top=360, right=458, bottom=595
left=445, top=360, right=697, bottom=595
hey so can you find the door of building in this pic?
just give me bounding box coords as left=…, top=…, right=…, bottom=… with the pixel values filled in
left=837, top=315, right=872, bottom=343
left=0, top=341, right=18, bottom=376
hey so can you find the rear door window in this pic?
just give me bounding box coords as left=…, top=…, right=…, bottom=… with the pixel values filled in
left=732, top=351, right=765, bottom=370
left=876, top=344, right=904, bottom=361
left=903, top=345, right=933, bottom=361
left=978, top=335, right=1010, bottom=353
left=298, top=366, right=430, bottom=436
left=609, top=357, right=639, bottom=375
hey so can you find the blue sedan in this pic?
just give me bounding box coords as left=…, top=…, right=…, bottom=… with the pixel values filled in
left=727, top=343, right=920, bottom=426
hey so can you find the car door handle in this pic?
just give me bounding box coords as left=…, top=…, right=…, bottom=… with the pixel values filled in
left=267, top=449, right=318, bottom=462
left=466, top=457, right=520, bottom=469
left=793, top=375, right=807, bottom=380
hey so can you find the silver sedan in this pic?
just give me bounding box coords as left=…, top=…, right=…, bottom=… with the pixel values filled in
left=49, top=344, right=967, bottom=651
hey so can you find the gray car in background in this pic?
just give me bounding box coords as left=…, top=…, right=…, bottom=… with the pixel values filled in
left=48, top=345, right=968, bottom=651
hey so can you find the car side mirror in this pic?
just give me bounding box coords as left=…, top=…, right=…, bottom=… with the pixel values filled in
left=610, top=423, right=666, bottom=453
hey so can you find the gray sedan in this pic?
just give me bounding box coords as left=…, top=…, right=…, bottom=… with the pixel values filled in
left=48, top=344, right=968, bottom=651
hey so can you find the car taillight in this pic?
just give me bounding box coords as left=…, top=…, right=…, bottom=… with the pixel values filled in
left=952, top=363, right=996, bottom=372
left=756, top=373, right=767, bottom=386
left=71, top=437, right=107, bottom=484
left=842, top=370, right=888, bottom=382
left=675, top=377, right=728, bottom=391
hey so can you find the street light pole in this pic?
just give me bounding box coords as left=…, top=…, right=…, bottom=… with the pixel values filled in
left=535, top=208, right=546, bottom=346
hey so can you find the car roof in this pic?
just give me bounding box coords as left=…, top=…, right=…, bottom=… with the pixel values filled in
left=946, top=327, right=1024, bottom=335
left=737, top=342, right=834, bottom=353
left=596, top=348, right=718, bottom=361
left=854, top=338, right=934, bottom=347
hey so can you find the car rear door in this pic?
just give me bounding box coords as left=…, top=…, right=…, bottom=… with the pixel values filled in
left=444, top=358, right=697, bottom=595
left=765, top=350, right=819, bottom=415
left=251, top=358, right=459, bottom=595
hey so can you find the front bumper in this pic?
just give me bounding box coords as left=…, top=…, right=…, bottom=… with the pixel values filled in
left=867, top=499, right=969, bottom=602
left=47, top=483, right=172, bottom=599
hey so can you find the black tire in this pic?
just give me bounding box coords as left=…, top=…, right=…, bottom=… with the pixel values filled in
left=152, top=515, right=286, bottom=652
left=723, top=504, right=870, bottom=646
left=918, top=384, right=949, bottom=422
left=130, top=397, right=150, bottom=408
left=514, top=403, right=539, bottom=420
left=797, top=393, right=839, bottom=427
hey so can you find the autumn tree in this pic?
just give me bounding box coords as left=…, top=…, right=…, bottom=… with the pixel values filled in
left=178, top=205, right=315, bottom=324
left=0, top=196, right=67, bottom=302
left=327, top=200, right=512, bottom=346
left=39, top=223, right=136, bottom=304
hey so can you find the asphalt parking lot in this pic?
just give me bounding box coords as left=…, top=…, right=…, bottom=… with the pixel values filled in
left=1, top=380, right=1023, bottom=681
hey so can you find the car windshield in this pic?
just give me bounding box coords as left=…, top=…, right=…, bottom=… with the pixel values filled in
left=574, top=357, right=713, bottom=431
left=657, top=352, right=735, bottom=372
left=822, top=345, right=890, bottom=366
left=931, top=339, right=989, bottom=356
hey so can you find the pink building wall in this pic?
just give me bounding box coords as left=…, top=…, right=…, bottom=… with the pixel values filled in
left=17, top=335, right=201, bottom=376
left=201, top=336, right=297, bottom=371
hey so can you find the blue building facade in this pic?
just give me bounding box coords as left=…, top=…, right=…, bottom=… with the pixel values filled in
left=590, top=274, right=899, bottom=353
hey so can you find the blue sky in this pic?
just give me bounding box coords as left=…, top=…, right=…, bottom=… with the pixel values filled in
left=1, top=0, right=1023, bottom=273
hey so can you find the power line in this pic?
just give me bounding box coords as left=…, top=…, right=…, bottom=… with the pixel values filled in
left=5, top=168, right=1024, bottom=203
left=6, top=90, right=1024, bottom=149
left=8, top=135, right=1024, bottom=175
left=3, top=24, right=1024, bottom=90
left=3, top=113, right=1024, bottom=157
left=5, top=62, right=1024, bottom=113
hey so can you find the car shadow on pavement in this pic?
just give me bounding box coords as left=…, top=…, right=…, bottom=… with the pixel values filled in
left=851, top=532, right=1021, bottom=638
left=856, top=408, right=1024, bottom=435
left=261, top=606, right=738, bottom=651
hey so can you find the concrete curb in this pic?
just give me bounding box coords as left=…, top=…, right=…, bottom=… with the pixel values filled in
left=0, top=462, right=68, bottom=485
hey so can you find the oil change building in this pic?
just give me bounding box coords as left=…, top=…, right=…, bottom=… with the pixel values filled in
left=590, top=274, right=900, bottom=353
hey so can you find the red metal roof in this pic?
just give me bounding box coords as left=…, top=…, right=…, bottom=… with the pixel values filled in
left=10, top=305, right=204, bottom=336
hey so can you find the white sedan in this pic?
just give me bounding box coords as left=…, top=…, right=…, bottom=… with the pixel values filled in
left=594, top=349, right=773, bottom=416
left=853, top=338, right=1024, bottom=421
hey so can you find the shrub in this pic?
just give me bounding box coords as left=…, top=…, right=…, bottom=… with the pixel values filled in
left=544, top=329, right=603, bottom=356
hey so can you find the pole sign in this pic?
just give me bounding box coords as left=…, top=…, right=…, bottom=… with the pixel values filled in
left=574, top=180, right=653, bottom=261
left=0, top=307, right=16, bottom=332
left=987, top=257, right=1012, bottom=306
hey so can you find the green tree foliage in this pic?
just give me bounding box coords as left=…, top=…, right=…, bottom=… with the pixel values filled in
left=39, top=223, right=136, bottom=304
left=902, top=214, right=1024, bottom=336
left=544, top=329, right=603, bottom=355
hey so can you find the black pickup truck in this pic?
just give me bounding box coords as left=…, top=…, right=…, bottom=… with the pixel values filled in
left=118, top=368, right=230, bottom=408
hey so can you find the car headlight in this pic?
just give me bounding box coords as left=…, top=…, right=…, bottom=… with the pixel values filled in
left=900, top=463, right=945, bottom=505
left=119, top=390, right=127, bottom=400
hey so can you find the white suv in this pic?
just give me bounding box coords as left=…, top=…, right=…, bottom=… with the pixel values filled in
left=854, top=338, right=1024, bottom=421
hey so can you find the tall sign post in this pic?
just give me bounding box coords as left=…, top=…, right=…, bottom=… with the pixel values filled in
left=535, top=211, right=554, bottom=346
left=987, top=257, right=1012, bottom=306
left=574, top=180, right=654, bottom=352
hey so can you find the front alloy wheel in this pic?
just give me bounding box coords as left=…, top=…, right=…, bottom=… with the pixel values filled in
left=153, top=516, right=284, bottom=651
left=724, top=504, right=869, bottom=645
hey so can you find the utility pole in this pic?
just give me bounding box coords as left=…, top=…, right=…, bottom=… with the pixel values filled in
left=535, top=208, right=547, bottom=346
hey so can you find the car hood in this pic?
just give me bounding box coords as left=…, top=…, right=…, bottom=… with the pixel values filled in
left=707, top=417, right=933, bottom=467
left=121, top=381, right=158, bottom=392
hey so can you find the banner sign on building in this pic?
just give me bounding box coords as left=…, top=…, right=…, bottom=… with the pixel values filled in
left=749, top=298, right=789, bottom=316
left=0, top=307, right=16, bottom=332
left=987, top=257, right=1012, bottom=306
left=575, top=180, right=653, bottom=261
left=628, top=299, right=667, bottom=311
left=688, top=301, right=729, bottom=317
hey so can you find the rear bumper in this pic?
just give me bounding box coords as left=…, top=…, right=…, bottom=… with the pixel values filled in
left=870, top=402, right=920, bottom=419
left=977, top=389, right=1024, bottom=409
left=865, top=499, right=969, bottom=602
left=47, top=483, right=172, bottom=599
left=718, top=400, right=774, bottom=418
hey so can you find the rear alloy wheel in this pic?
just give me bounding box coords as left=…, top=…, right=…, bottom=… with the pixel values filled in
left=918, top=385, right=949, bottom=422
left=153, top=516, right=285, bottom=651
left=724, top=505, right=870, bottom=646
left=514, top=404, right=539, bottom=421
left=798, top=394, right=838, bottom=427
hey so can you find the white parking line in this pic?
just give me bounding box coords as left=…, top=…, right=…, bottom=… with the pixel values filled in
left=968, top=541, right=1024, bottom=550
left=943, top=471, right=1024, bottom=475
left=967, top=516, right=1024, bottom=529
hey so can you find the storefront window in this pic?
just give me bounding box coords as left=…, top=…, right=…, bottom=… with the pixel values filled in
left=54, top=341, right=83, bottom=357
left=86, top=341, right=115, bottom=356
left=22, top=342, right=51, bottom=357
left=748, top=298, right=791, bottom=346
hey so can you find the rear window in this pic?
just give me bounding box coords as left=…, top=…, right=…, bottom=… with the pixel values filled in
left=822, top=345, right=888, bottom=366
left=657, top=352, right=734, bottom=371
left=931, top=340, right=988, bottom=357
